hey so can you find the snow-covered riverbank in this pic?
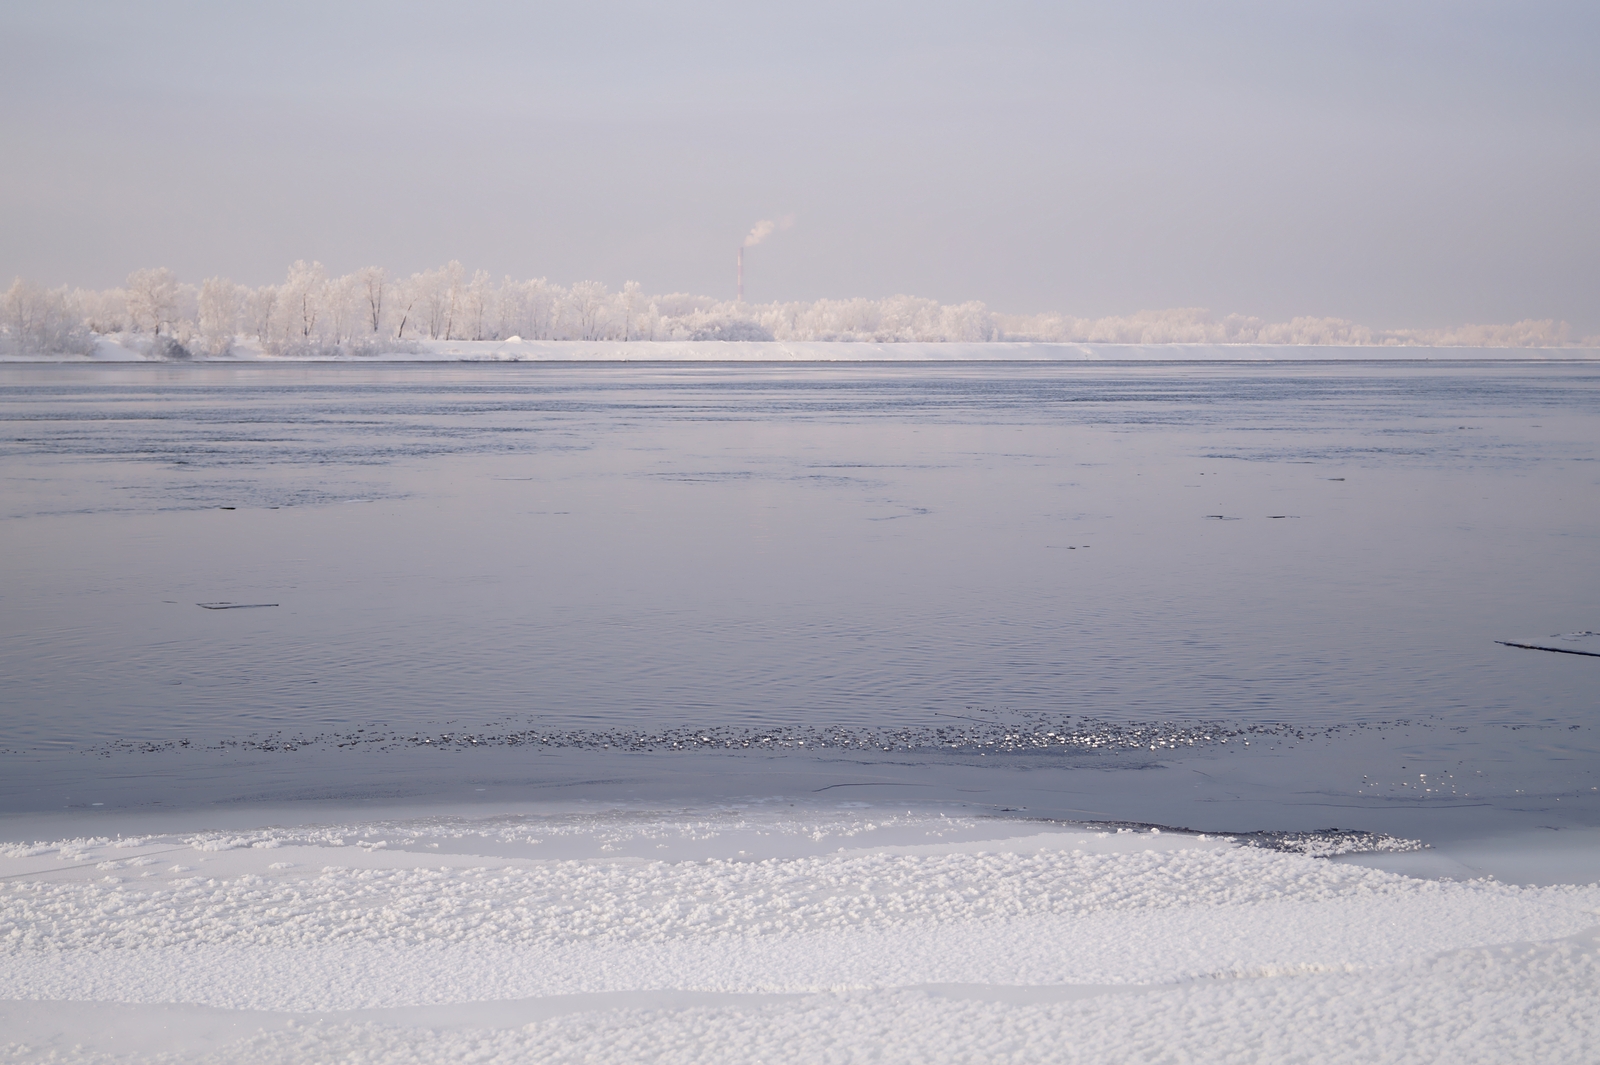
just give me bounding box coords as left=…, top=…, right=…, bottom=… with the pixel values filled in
left=4, top=805, right=1597, bottom=1063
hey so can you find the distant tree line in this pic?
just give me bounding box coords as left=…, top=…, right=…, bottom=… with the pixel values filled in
left=0, top=264, right=1589, bottom=356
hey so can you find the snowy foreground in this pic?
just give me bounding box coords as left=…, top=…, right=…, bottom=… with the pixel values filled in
left=11, top=336, right=1600, bottom=363
left=3, top=807, right=1598, bottom=1063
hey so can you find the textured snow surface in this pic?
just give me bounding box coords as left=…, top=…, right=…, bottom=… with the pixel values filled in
left=3, top=808, right=1598, bottom=1063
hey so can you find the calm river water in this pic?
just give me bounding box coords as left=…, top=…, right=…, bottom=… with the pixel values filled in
left=2, top=362, right=1596, bottom=840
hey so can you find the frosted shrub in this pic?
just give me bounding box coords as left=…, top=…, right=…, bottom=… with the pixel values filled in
left=149, top=335, right=194, bottom=361
left=690, top=320, right=776, bottom=342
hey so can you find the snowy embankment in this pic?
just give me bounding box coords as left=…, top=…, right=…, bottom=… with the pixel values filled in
left=3, top=807, right=1597, bottom=1063
left=7, top=335, right=1600, bottom=363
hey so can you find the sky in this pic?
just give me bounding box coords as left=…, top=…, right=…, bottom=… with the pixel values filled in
left=1, top=1, right=1597, bottom=330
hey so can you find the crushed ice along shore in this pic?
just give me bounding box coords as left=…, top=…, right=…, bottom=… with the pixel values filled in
left=95, top=713, right=1312, bottom=757
left=3, top=806, right=1598, bottom=1063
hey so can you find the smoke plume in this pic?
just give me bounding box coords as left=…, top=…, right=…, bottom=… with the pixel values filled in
left=743, top=216, right=794, bottom=248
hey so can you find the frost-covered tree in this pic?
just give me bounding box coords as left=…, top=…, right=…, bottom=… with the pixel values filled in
left=1, top=279, right=94, bottom=355
left=356, top=266, right=386, bottom=335
left=635, top=298, right=661, bottom=341
left=566, top=280, right=610, bottom=340
left=247, top=286, right=279, bottom=346
left=278, top=260, right=327, bottom=346
left=391, top=272, right=422, bottom=339
left=197, top=277, right=241, bottom=355
left=75, top=287, right=127, bottom=334
left=652, top=292, right=716, bottom=319
left=324, top=272, right=360, bottom=346
left=495, top=277, right=527, bottom=339
left=418, top=268, right=448, bottom=339
left=463, top=269, right=493, bottom=340
left=525, top=279, right=560, bottom=339
left=415, top=263, right=465, bottom=339
left=618, top=281, right=647, bottom=341
left=442, top=261, right=465, bottom=340
left=124, top=268, right=179, bottom=336
left=937, top=301, right=997, bottom=342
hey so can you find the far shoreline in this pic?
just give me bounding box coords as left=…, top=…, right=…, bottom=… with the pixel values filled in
left=5, top=337, right=1600, bottom=365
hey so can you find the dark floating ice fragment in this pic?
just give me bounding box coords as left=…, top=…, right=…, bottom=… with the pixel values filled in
left=1496, top=633, right=1600, bottom=658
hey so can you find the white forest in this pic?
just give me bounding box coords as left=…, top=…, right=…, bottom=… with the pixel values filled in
left=1, top=262, right=1589, bottom=358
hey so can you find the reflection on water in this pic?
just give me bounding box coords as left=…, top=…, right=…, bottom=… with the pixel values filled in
left=1, top=362, right=1597, bottom=826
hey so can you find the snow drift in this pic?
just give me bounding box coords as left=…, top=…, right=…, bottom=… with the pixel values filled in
left=2, top=806, right=1596, bottom=1063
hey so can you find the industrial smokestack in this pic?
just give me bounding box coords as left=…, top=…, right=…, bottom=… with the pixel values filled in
left=738, top=216, right=793, bottom=304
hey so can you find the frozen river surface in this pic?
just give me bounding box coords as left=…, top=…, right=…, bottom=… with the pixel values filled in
left=1, top=361, right=1597, bottom=845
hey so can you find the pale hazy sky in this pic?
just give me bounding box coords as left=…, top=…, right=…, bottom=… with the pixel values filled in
left=3, top=1, right=1596, bottom=329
